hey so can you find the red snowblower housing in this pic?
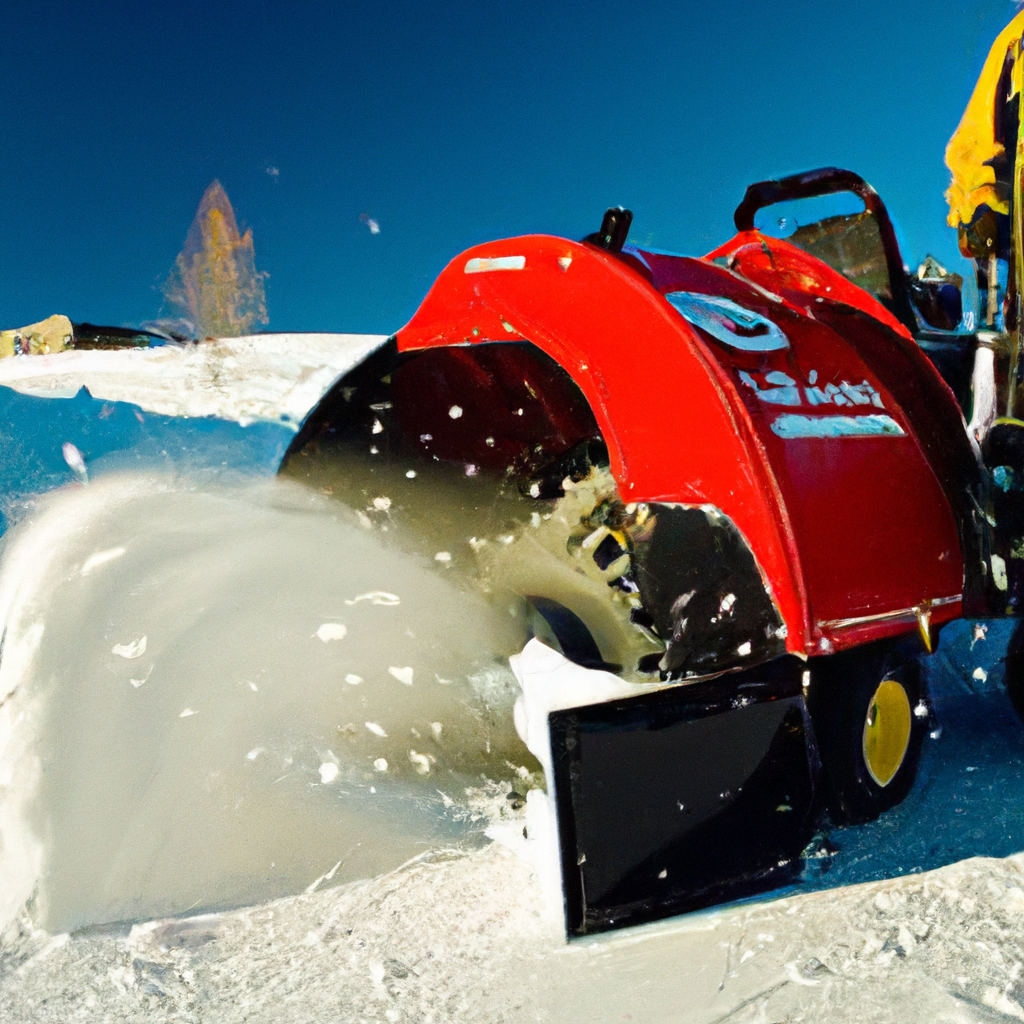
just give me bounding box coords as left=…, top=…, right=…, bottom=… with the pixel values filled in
left=282, top=167, right=997, bottom=935
left=394, top=197, right=974, bottom=660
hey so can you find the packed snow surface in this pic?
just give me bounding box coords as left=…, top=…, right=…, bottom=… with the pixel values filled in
left=6, top=843, right=1024, bottom=1022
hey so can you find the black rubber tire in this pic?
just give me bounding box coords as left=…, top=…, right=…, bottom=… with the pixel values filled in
left=806, top=639, right=928, bottom=826
left=1004, top=619, right=1024, bottom=723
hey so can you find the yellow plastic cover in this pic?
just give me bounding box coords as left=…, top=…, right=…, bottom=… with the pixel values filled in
left=945, top=11, right=1024, bottom=228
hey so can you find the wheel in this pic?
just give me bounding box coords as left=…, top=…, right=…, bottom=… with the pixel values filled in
left=806, top=640, right=927, bottom=825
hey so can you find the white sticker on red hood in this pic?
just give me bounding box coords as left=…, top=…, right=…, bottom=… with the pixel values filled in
left=464, top=255, right=526, bottom=273
left=666, top=292, right=789, bottom=352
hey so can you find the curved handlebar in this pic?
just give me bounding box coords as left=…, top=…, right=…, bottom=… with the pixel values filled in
left=733, top=167, right=916, bottom=332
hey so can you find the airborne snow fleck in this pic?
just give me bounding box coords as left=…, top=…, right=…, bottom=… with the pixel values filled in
left=112, top=636, right=147, bottom=659
left=345, top=591, right=400, bottom=606
left=62, top=442, right=87, bottom=481
left=316, top=623, right=347, bottom=643
left=80, top=547, right=126, bottom=576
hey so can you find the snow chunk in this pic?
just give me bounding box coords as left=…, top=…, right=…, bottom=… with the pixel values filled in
left=316, top=623, right=347, bottom=642
left=62, top=442, right=87, bottom=481
left=129, top=666, right=152, bottom=689
left=345, top=591, right=400, bottom=606
left=112, top=636, right=147, bottom=660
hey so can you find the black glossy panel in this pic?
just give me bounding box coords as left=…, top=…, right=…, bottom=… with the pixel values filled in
left=550, top=657, right=816, bottom=936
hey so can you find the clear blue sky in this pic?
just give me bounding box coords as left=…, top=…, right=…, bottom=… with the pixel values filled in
left=0, top=0, right=1017, bottom=333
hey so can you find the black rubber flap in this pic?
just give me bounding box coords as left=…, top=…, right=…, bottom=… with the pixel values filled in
left=549, top=656, right=815, bottom=936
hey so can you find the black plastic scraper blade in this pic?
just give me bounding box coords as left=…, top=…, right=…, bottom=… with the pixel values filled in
left=549, top=656, right=816, bottom=937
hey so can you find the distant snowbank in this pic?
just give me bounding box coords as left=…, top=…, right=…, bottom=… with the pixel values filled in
left=0, top=333, right=387, bottom=427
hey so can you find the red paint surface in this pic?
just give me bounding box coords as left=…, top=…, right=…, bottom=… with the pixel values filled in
left=395, top=234, right=965, bottom=655
left=703, top=230, right=914, bottom=340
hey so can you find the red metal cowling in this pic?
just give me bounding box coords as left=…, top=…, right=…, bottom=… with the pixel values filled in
left=395, top=234, right=964, bottom=658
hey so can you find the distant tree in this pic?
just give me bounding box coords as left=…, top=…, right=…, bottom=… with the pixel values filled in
left=163, top=181, right=268, bottom=338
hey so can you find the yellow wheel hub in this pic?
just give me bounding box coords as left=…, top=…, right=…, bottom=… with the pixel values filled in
left=862, top=678, right=912, bottom=788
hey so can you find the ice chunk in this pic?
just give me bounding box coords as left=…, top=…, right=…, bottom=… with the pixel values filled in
left=388, top=666, right=414, bottom=686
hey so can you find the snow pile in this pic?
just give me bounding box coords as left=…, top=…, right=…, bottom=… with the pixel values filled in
left=0, top=333, right=386, bottom=426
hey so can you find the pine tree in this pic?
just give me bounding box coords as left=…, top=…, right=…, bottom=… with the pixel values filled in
left=163, top=181, right=268, bottom=338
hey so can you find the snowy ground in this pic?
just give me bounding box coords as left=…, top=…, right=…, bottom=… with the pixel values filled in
left=4, top=843, right=1024, bottom=1023
left=2, top=337, right=1024, bottom=1022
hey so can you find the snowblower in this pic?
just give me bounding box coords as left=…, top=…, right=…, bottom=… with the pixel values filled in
left=279, top=167, right=1024, bottom=936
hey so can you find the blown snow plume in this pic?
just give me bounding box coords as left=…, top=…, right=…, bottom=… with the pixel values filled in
left=0, top=474, right=536, bottom=936
left=162, top=181, right=268, bottom=339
